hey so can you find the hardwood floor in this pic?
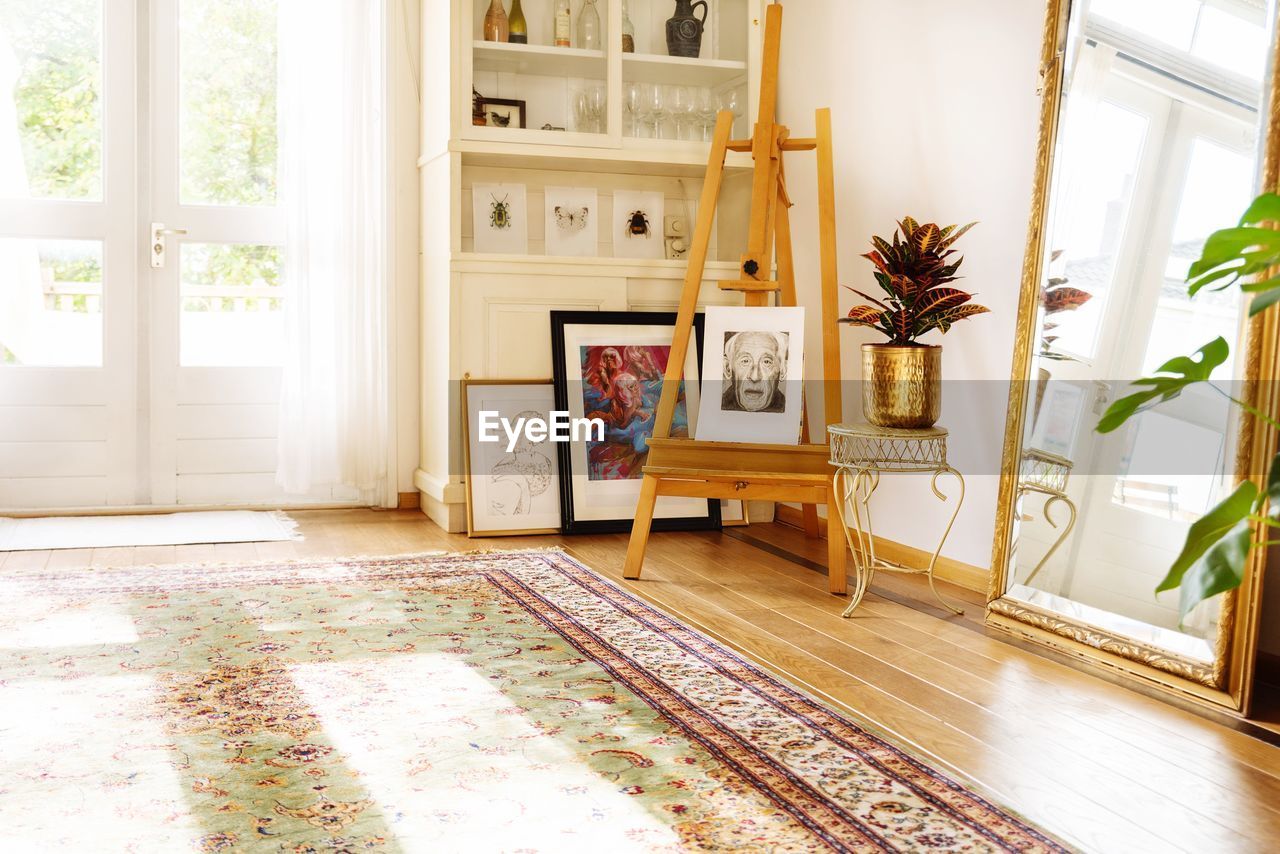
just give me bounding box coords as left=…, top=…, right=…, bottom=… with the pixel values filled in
left=3, top=508, right=1279, bottom=853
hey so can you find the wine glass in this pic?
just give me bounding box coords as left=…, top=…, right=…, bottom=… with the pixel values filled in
left=587, top=86, right=607, bottom=134
left=623, top=82, right=641, bottom=137
left=669, top=85, right=692, bottom=140
left=574, top=90, right=591, bottom=133
left=719, top=87, right=743, bottom=134
left=694, top=86, right=717, bottom=141
left=642, top=83, right=667, bottom=139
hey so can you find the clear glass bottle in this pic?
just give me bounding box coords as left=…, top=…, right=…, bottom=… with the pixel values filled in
left=553, top=0, right=571, bottom=47
left=508, top=0, right=528, bottom=44
left=620, top=0, right=635, bottom=53
left=483, top=0, right=509, bottom=42
left=577, top=0, right=602, bottom=51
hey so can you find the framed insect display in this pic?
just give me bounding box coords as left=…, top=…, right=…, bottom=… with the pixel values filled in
left=612, top=189, right=665, bottom=259
left=544, top=186, right=598, bottom=257
left=478, top=97, right=526, bottom=129
left=471, top=183, right=528, bottom=255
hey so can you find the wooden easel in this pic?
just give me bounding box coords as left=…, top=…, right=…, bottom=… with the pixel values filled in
left=623, top=2, right=847, bottom=593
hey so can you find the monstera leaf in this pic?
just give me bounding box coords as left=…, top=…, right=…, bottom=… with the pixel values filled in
left=1095, top=338, right=1229, bottom=434
left=1188, top=193, right=1280, bottom=316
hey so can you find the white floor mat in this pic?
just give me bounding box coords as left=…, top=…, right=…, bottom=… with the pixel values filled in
left=0, top=511, right=302, bottom=551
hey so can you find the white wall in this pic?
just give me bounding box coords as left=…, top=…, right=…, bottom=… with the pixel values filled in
left=776, top=0, right=1043, bottom=571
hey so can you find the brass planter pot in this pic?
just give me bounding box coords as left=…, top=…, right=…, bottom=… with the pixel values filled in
left=862, top=344, right=941, bottom=428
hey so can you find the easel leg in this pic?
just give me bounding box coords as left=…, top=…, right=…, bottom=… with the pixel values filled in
left=826, top=477, right=847, bottom=594
left=623, top=475, right=660, bottom=580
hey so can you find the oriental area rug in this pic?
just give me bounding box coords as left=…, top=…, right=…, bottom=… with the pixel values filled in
left=0, top=550, right=1069, bottom=852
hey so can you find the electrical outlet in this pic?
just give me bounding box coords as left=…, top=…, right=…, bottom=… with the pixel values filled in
left=664, top=215, right=687, bottom=238
left=665, top=236, right=688, bottom=260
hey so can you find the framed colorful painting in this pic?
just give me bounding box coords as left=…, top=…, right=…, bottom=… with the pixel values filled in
left=550, top=311, right=720, bottom=534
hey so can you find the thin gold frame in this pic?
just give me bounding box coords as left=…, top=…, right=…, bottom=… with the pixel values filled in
left=985, top=0, right=1280, bottom=714
left=460, top=378, right=562, bottom=538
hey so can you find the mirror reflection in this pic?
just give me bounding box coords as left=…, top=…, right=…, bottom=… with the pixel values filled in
left=1006, top=0, right=1275, bottom=661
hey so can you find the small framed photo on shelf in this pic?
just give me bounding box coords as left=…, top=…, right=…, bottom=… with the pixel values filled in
left=478, top=96, right=526, bottom=129
left=551, top=310, right=720, bottom=534
left=461, top=379, right=562, bottom=537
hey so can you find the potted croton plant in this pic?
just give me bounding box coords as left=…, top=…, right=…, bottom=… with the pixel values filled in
left=841, top=217, right=987, bottom=428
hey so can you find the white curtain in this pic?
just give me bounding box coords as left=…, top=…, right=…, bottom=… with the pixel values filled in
left=276, top=0, right=391, bottom=505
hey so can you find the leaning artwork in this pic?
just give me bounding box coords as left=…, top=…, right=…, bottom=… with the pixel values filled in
left=696, top=305, right=806, bottom=445
left=579, top=343, right=689, bottom=481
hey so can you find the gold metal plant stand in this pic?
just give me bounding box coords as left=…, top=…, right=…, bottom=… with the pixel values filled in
left=828, top=423, right=966, bottom=617
left=1016, top=448, right=1077, bottom=586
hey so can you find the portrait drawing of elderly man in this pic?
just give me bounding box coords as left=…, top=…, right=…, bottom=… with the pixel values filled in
left=721, top=330, right=788, bottom=413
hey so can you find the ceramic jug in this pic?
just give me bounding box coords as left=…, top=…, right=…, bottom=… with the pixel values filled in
left=666, top=0, right=708, bottom=58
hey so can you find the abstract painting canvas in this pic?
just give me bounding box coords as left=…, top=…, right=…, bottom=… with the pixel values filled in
left=462, top=380, right=561, bottom=536
left=551, top=311, right=719, bottom=534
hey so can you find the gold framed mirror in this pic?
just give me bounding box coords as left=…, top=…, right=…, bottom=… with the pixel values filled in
left=987, top=0, right=1280, bottom=714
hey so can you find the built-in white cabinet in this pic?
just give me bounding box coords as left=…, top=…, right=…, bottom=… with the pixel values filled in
left=418, top=0, right=764, bottom=530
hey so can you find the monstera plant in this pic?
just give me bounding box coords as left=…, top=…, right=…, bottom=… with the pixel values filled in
left=842, top=217, right=988, bottom=343
left=1097, top=192, right=1280, bottom=620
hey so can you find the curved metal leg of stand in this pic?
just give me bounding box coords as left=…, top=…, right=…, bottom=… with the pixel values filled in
left=924, top=466, right=967, bottom=616
left=1021, top=490, right=1077, bottom=587
left=837, top=468, right=877, bottom=618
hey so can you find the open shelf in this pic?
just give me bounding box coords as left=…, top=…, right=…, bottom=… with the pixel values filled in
left=472, top=41, right=605, bottom=78
left=452, top=253, right=742, bottom=275
left=623, top=53, right=748, bottom=87
left=447, top=137, right=753, bottom=176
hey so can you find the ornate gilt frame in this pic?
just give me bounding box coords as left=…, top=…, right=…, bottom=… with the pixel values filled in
left=985, top=0, right=1280, bottom=714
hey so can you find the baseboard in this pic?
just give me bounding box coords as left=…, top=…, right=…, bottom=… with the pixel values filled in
left=774, top=504, right=990, bottom=594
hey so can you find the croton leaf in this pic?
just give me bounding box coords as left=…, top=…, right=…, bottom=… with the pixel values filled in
left=914, top=287, right=972, bottom=317
left=898, top=216, right=919, bottom=238
left=919, top=303, right=989, bottom=334
left=863, top=250, right=889, bottom=276
left=842, top=284, right=890, bottom=310
left=1042, top=286, right=1092, bottom=314
left=887, top=310, right=913, bottom=342
left=1155, top=480, right=1257, bottom=620
left=844, top=304, right=884, bottom=326
left=890, top=274, right=918, bottom=301
left=938, top=221, right=977, bottom=251
left=912, top=223, right=943, bottom=255
left=1095, top=337, right=1228, bottom=433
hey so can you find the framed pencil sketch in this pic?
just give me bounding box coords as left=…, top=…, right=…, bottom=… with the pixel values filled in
left=551, top=310, right=720, bottom=534
left=461, top=379, right=561, bottom=537
left=545, top=186, right=598, bottom=257
left=695, top=305, right=806, bottom=444
left=472, top=183, right=528, bottom=255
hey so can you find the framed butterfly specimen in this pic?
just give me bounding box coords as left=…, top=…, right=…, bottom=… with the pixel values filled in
left=544, top=187, right=598, bottom=257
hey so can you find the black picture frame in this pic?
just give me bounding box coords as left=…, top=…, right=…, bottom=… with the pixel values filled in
left=479, top=97, right=526, bottom=129
left=550, top=310, right=720, bottom=535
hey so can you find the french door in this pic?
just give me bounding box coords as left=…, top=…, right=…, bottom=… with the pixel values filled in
left=0, top=0, right=331, bottom=510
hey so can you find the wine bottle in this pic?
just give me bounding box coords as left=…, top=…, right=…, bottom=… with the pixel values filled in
left=483, top=0, right=509, bottom=42
left=621, top=0, right=635, bottom=52
left=509, top=0, right=528, bottom=44
left=553, top=0, right=571, bottom=47
left=578, top=0, right=602, bottom=51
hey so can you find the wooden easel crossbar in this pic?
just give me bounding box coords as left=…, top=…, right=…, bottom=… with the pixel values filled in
left=623, top=2, right=847, bottom=593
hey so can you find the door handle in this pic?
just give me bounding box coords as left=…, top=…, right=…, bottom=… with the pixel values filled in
left=150, top=222, right=188, bottom=269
